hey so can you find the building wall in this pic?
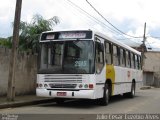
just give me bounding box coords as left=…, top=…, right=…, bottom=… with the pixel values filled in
left=153, top=72, right=160, bottom=87
left=143, top=52, right=160, bottom=72
left=143, top=72, right=154, bottom=86
left=143, top=52, right=160, bottom=87
left=0, top=47, right=37, bottom=96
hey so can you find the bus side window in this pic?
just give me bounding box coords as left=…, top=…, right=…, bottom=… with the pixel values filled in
left=139, top=56, right=142, bottom=69
left=117, top=47, right=120, bottom=65
left=113, top=45, right=118, bottom=66
left=131, top=53, right=135, bottom=68
left=123, top=49, right=126, bottom=67
left=105, top=42, right=112, bottom=64
left=135, top=55, right=138, bottom=69
left=96, top=41, right=104, bottom=73
left=120, top=48, right=126, bottom=67
left=126, top=51, right=131, bottom=68
left=137, top=55, right=142, bottom=70
left=136, top=54, right=141, bottom=69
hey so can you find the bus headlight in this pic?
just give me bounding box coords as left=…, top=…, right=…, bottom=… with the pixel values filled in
left=79, top=84, right=83, bottom=88
left=84, top=84, right=88, bottom=88
left=44, top=84, right=48, bottom=88
left=37, top=83, right=43, bottom=88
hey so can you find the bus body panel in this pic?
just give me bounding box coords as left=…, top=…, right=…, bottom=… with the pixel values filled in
left=113, top=66, right=142, bottom=95
left=36, top=88, right=95, bottom=99
left=106, top=65, right=143, bottom=96
left=37, top=30, right=143, bottom=102
left=37, top=74, right=102, bottom=99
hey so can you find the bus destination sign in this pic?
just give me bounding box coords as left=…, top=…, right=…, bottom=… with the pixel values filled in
left=59, top=32, right=86, bottom=39
left=46, top=34, right=55, bottom=39
left=40, top=31, right=92, bottom=41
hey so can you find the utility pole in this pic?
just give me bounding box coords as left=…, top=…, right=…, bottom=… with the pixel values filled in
left=142, top=22, right=146, bottom=69
left=7, top=0, right=22, bottom=101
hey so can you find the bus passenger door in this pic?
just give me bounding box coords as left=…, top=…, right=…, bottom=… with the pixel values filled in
left=95, top=39, right=106, bottom=98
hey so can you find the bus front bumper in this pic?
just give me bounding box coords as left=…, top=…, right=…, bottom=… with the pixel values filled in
left=36, top=89, right=95, bottom=99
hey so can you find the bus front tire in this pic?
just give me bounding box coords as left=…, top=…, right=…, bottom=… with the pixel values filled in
left=99, top=84, right=109, bottom=106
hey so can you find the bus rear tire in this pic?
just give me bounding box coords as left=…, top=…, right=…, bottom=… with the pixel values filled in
left=124, top=82, right=135, bottom=98
left=98, top=84, right=109, bottom=106
left=129, top=82, right=136, bottom=98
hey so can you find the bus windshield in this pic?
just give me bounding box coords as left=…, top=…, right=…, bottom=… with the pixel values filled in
left=39, top=40, right=94, bottom=74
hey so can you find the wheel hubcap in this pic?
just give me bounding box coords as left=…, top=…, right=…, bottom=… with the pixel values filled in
left=106, top=89, right=109, bottom=102
left=132, top=85, right=135, bottom=95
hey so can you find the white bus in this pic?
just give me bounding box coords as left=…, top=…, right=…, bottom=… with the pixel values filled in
left=36, top=30, right=143, bottom=105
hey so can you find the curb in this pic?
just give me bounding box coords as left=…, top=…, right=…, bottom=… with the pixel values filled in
left=140, top=86, right=152, bottom=90
left=0, top=98, right=55, bottom=109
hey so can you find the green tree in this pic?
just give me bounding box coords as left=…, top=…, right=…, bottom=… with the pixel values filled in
left=0, top=37, right=12, bottom=48
left=19, top=14, right=60, bottom=53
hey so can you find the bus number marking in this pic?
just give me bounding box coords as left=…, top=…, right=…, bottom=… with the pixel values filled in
left=75, top=61, right=87, bottom=67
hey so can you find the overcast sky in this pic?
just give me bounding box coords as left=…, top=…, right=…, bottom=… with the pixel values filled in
left=1, top=0, right=160, bottom=50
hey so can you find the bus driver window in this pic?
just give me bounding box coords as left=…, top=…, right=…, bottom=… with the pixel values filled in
left=95, top=41, right=104, bottom=73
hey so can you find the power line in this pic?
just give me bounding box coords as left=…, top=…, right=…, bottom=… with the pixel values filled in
left=62, top=0, right=160, bottom=50
left=147, top=36, right=160, bottom=39
left=66, top=0, right=160, bottom=50
left=66, top=0, right=143, bottom=44
left=65, top=0, right=143, bottom=45
left=66, top=0, right=123, bottom=36
left=85, top=0, right=143, bottom=38
left=60, top=0, right=99, bottom=31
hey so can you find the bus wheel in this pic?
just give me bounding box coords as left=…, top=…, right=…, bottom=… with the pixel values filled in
left=126, top=82, right=136, bottom=98
left=55, top=98, right=65, bottom=104
left=99, top=84, right=109, bottom=106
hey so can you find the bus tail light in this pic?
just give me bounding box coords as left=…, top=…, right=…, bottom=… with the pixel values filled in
left=89, top=84, right=94, bottom=89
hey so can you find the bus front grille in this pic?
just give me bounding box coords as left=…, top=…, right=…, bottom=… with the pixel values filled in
left=49, top=84, right=77, bottom=88
left=44, top=74, right=83, bottom=83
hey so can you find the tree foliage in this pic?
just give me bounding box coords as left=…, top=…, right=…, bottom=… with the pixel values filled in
left=19, top=14, right=60, bottom=53
left=0, top=14, right=59, bottom=52
left=0, top=38, right=12, bottom=48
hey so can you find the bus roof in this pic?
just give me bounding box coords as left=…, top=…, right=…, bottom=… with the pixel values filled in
left=93, top=31, right=141, bottom=55
left=41, top=29, right=141, bottom=55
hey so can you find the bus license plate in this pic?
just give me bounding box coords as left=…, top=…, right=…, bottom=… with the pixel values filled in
left=57, top=92, right=66, bottom=96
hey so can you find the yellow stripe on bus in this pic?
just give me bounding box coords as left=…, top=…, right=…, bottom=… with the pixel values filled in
left=106, top=64, right=115, bottom=95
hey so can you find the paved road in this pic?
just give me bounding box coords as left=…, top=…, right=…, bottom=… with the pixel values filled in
left=0, top=88, right=160, bottom=120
